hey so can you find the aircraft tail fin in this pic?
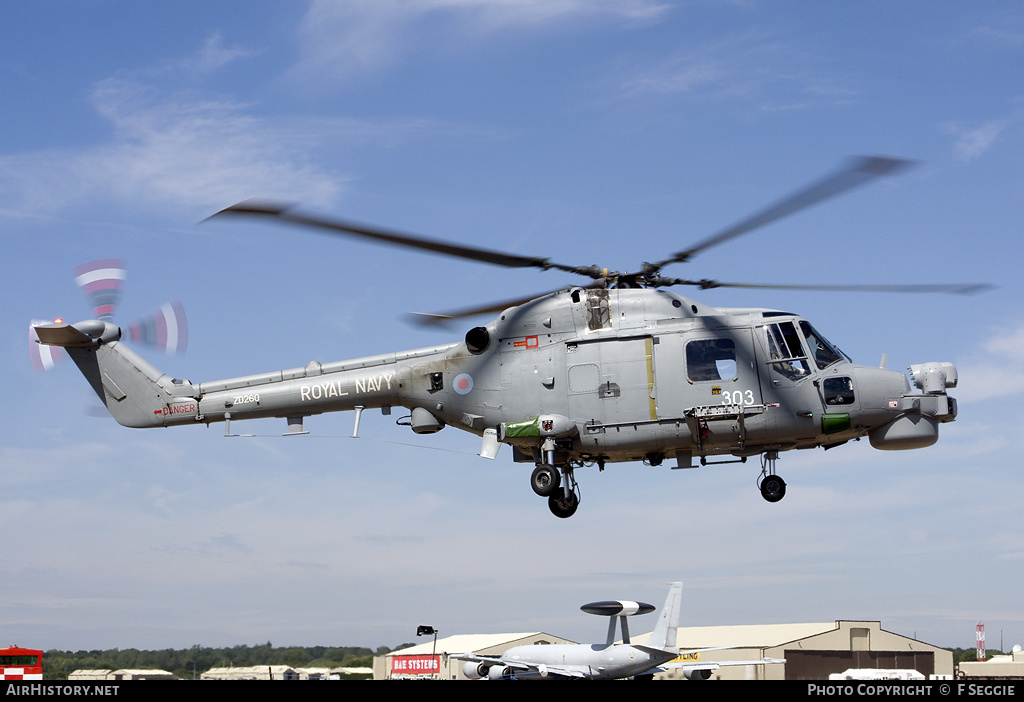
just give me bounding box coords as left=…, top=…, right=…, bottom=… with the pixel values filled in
left=647, top=582, right=682, bottom=650
left=34, top=320, right=199, bottom=428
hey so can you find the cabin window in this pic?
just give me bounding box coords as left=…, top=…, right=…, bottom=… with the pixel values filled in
left=686, top=339, right=737, bottom=382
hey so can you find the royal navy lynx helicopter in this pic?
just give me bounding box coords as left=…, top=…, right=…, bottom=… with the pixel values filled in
left=34, top=157, right=980, bottom=518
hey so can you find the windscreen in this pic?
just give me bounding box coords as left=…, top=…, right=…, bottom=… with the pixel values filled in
left=799, top=321, right=845, bottom=370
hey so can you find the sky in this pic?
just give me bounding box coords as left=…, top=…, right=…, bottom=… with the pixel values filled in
left=3, top=1, right=1023, bottom=655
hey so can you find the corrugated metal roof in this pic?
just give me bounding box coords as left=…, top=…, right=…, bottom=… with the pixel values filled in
left=633, top=622, right=839, bottom=648
left=387, top=632, right=575, bottom=656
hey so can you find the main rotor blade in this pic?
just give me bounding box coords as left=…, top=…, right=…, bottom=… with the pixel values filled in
left=654, top=156, right=915, bottom=270
left=407, top=294, right=544, bottom=327
left=209, top=200, right=604, bottom=277
left=664, top=278, right=992, bottom=295
left=407, top=281, right=609, bottom=327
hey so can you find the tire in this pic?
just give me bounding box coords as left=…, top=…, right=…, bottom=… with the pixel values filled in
left=548, top=492, right=579, bottom=518
left=531, top=464, right=561, bottom=497
left=760, top=474, right=787, bottom=503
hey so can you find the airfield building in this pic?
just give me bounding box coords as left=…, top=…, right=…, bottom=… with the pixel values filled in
left=635, top=620, right=953, bottom=680
left=957, top=648, right=1024, bottom=679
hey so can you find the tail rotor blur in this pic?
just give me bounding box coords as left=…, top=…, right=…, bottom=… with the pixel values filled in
left=28, top=320, right=64, bottom=371
left=123, top=300, right=188, bottom=354
left=29, top=260, right=188, bottom=371
left=73, top=258, right=126, bottom=321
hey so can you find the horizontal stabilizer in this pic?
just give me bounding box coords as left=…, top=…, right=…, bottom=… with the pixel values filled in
left=34, top=320, right=121, bottom=348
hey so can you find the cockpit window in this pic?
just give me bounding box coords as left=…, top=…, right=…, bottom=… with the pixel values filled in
left=763, top=322, right=810, bottom=380
left=799, top=321, right=844, bottom=370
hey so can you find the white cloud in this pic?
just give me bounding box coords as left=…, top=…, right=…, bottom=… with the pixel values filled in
left=292, top=0, right=670, bottom=79
left=944, top=118, right=1011, bottom=162
left=621, top=56, right=726, bottom=96
left=0, top=78, right=346, bottom=218
left=613, top=34, right=858, bottom=112
left=187, top=32, right=254, bottom=73
left=953, top=322, right=1024, bottom=402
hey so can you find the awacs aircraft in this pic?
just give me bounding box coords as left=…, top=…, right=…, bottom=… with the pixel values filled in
left=455, top=582, right=784, bottom=680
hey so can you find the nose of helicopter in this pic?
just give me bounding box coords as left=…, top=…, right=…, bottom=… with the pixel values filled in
left=858, top=362, right=958, bottom=450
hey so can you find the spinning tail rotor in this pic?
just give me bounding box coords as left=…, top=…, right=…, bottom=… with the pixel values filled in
left=73, top=258, right=126, bottom=321
left=29, top=260, right=188, bottom=371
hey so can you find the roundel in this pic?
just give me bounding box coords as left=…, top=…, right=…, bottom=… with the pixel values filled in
left=453, top=373, right=474, bottom=395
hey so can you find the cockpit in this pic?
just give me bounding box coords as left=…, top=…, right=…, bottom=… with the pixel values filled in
left=761, top=317, right=846, bottom=380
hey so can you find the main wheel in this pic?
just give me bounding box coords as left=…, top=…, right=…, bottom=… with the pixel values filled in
left=548, top=491, right=579, bottom=518
left=760, top=474, right=787, bottom=503
left=531, top=464, right=561, bottom=497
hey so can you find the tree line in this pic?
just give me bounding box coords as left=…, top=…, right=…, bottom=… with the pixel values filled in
left=40, top=642, right=412, bottom=680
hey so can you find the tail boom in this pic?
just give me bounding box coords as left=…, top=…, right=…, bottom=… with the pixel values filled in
left=34, top=320, right=453, bottom=430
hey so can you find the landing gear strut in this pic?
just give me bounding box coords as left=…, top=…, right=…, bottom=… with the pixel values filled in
left=758, top=451, right=787, bottom=503
left=548, top=471, right=580, bottom=519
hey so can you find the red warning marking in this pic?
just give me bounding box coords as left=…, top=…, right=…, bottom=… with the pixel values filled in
left=154, top=403, right=197, bottom=416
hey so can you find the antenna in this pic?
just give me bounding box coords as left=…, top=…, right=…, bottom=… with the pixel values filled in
left=580, top=600, right=656, bottom=645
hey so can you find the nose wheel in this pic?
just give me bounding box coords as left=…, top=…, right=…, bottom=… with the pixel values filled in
left=758, top=451, right=787, bottom=503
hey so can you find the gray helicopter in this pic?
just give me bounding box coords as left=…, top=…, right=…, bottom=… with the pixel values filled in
left=34, top=157, right=980, bottom=518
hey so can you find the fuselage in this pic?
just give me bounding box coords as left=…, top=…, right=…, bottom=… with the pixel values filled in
left=61, top=286, right=956, bottom=466
left=501, top=643, right=671, bottom=680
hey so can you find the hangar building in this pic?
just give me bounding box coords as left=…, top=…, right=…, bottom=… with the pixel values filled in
left=639, top=620, right=953, bottom=680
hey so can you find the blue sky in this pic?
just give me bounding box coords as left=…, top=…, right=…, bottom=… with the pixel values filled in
left=3, top=1, right=1023, bottom=654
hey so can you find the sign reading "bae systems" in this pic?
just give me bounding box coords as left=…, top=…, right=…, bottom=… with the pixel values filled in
left=390, top=655, right=440, bottom=676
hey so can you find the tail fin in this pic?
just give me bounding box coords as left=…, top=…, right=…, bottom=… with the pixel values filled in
left=34, top=320, right=199, bottom=428
left=646, top=582, right=682, bottom=650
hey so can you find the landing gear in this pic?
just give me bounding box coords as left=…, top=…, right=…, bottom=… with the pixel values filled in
left=759, top=474, right=787, bottom=502
left=532, top=460, right=581, bottom=518
left=758, top=450, right=787, bottom=503
left=548, top=491, right=579, bottom=519
left=530, top=464, right=561, bottom=497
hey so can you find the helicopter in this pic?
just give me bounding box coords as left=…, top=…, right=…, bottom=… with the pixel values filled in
left=33, top=156, right=980, bottom=518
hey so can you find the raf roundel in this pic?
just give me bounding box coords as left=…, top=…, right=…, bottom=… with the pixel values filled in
left=453, top=373, right=474, bottom=395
